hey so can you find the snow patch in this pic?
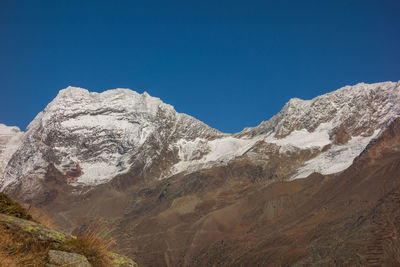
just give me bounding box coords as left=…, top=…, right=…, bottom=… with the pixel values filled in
left=292, top=129, right=381, bottom=179
left=265, top=122, right=332, bottom=150
left=167, top=136, right=261, bottom=177
left=72, top=160, right=130, bottom=186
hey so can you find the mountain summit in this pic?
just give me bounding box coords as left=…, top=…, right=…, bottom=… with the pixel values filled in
left=1, top=86, right=222, bottom=194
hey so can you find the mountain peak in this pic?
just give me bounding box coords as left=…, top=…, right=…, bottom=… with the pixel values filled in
left=287, top=97, right=308, bottom=105
left=51, top=87, right=171, bottom=115
left=1, top=86, right=222, bottom=191
left=237, top=81, right=400, bottom=138
left=59, top=85, right=89, bottom=94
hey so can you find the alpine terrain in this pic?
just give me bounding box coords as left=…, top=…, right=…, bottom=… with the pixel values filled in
left=1, top=81, right=400, bottom=266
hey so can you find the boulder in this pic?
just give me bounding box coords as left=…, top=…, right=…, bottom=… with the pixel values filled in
left=47, top=249, right=92, bottom=266
left=109, top=252, right=138, bottom=266
left=0, top=213, right=73, bottom=242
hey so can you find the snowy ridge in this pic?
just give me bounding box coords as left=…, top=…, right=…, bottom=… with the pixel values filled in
left=168, top=81, right=400, bottom=179
left=238, top=81, right=400, bottom=138
left=1, top=87, right=222, bottom=190
left=238, top=81, right=400, bottom=179
left=0, top=81, right=399, bottom=193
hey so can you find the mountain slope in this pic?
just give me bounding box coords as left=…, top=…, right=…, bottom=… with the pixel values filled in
left=102, top=117, right=400, bottom=266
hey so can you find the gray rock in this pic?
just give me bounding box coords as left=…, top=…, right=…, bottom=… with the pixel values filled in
left=0, top=213, right=73, bottom=242
left=109, top=252, right=138, bottom=266
left=47, top=250, right=92, bottom=267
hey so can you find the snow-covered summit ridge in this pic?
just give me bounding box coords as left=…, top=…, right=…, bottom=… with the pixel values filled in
left=172, top=81, right=400, bottom=179
left=237, top=81, right=400, bottom=138
left=228, top=81, right=400, bottom=178
left=42, top=86, right=172, bottom=123
left=1, top=86, right=222, bottom=190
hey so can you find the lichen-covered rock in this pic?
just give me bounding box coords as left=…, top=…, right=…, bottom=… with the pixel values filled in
left=47, top=250, right=92, bottom=266
left=109, top=252, right=138, bottom=267
left=0, top=213, right=73, bottom=242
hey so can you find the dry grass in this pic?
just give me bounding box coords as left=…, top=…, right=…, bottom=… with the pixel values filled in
left=61, top=230, right=115, bottom=267
left=0, top=193, right=118, bottom=266
left=0, top=193, right=31, bottom=220
left=28, top=206, right=60, bottom=230
left=61, top=222, right=116, bottom=267
left=0, top=224, right=50, bottom=267
left=0, top=222, right=117, bottom=266
left=0, top=222, right=116, bottom=266
left=0, top=193, right=49, bottom=265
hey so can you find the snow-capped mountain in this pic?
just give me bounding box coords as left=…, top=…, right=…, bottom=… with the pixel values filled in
left=239, top=81, right=400, bottom=138
left=0, top=81, right=399, bottom=198
left=0, top=87, right=222, bottom=194
left=168, top=81, right=400, bottom=179
left=238, top=81, right=400, bottom=178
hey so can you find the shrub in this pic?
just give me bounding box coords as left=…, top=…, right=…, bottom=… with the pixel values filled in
left=61, top=231, right=115, bottom=266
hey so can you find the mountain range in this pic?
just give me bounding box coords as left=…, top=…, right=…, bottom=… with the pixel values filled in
left=1, top=81, right=400, bottom=266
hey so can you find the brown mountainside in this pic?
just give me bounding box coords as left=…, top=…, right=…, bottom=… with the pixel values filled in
left=64, top=118, right=400, bottom=266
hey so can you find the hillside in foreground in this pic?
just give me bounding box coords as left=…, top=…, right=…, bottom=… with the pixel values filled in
left=0, top=192, right=137, bottom=266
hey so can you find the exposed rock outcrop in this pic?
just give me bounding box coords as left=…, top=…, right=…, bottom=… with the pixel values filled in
left=47, top=250, right=92, bottom=267
left=0, top=213, right=72, bottom=242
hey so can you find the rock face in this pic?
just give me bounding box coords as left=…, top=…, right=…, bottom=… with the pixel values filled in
left=0, top=81, right=400, bottom=200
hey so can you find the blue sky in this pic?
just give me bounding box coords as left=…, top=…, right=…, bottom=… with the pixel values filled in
left=1, top=0, right=399, bottom=133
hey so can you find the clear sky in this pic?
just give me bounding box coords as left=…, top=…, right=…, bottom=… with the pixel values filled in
left=1, top=0, right=399, bottom=133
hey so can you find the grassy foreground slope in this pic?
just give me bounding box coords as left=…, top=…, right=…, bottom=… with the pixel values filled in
left=0, top=192, right=137, bottom=267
